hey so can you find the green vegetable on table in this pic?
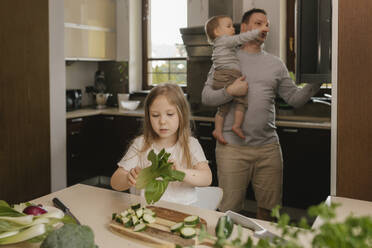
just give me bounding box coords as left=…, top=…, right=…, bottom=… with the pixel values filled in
left=136, top=149, right=185, bottom=204
left=0, top=200, right=79, bottom=245
left=40, top=223, right=98, bottom=248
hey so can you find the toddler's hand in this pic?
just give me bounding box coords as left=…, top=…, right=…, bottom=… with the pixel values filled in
left=128, top=166, right=141, bottom=187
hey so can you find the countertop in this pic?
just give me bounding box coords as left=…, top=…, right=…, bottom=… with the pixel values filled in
left=67, top=107, right=331, bottom=130
left=0, top=184, right=281, bottom=248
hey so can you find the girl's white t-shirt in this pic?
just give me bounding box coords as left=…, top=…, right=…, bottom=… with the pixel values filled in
left=117, top=136, right=208, bottom=205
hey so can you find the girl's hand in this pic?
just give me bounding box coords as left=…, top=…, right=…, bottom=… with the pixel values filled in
left=169, top=159, right=181, bottom=171
left=128, top=166, right=141, bottom=187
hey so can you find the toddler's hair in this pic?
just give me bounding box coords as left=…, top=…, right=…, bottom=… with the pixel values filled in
left=204, top=15, right=230, bottom=44
left=142, top=83, right=193, bottom=168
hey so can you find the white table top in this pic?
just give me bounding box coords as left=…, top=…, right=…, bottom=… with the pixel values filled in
left=2, top=184, right=276, bottom=248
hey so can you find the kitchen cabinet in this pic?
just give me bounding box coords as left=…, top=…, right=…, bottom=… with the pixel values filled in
left=64, top=0, right=116, bottom=60
left=193, top=120, right=218, bottom=186
left=66, top=116, right=101, bottom=186
left=100, top=115, right=144, bottom=177
left=278, top=127, right=331, bottom=209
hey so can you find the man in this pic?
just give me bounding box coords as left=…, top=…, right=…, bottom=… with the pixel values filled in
left=202, top=8, right=321, bottom=220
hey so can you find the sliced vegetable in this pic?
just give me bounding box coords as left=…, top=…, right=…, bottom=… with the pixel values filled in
left=131, top=203, right=141, bottom=210
left=184, top=215, right=200, bottom=226
left=36, top=206, right=64, bottom=219
left=0, top=223, right=46, bottom=245
left=143, top=214, right=156, bottom=224
left=170, top=222, right=184, bottom=233
left=135, top=208, right=143, bottom=218
left=215, top=215, right=233, bottom=239
left=180, top=227, right=196, bottom=239
left=143, top=208, right=156, bottom=217
left=131, top=215, right=139, bottom=226
left=133, top=223, right=147, bottom=232
left=120, top=210, right=129, bottom=217
left=122, top=217, right=133, bottom=227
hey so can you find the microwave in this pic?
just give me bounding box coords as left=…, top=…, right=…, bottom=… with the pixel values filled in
left=66, top=89, right=82, bottom=112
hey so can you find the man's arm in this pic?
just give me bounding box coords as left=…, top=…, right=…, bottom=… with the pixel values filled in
left=201, top=67, right=248, bottom=107
left=278, top=67, right=321, bottom=108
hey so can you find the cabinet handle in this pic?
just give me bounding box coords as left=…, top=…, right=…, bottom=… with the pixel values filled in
left=71, top=118, right=83, bottom=123
left=104, top=116, right=114, bottom=121
left=70, top=131, right=80, bottom=136
left=199, top=136, right=213, bottom=141
left=282, top=128, right=298, bottom=133
left=198, top=122, right=212, bottom=127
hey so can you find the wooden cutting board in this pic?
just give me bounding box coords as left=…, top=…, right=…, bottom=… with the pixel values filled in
left=109, top=206, right=213, bottom=248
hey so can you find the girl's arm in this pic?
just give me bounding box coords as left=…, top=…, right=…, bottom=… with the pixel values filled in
left=110, top=166, right=141, bottom=191
left=176, top=161, right=212, bottom=187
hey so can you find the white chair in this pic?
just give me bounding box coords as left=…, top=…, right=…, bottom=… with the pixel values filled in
left=191, top=186, right=223, bottom=210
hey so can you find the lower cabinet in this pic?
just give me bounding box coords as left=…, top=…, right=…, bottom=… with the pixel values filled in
left=278, top=127, right=331, bottom=209
left=66, top=116, right=101, bottom=186
left=100, top=115, right=143, bottom=177
left=193, top=120, right=218, bottom=186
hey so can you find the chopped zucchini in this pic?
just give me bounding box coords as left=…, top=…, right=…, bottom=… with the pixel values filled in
left=143, top=208, right=156, bottom=216
left=112, top=213, right=117, bottom=220
left=120, top=210, right=129, bottom=217
left=115, top=216, right=123, bottom=224
left=184, top=215, right=200, bottom=225
left=143, top=214, right=156, bottom=224
left=122, top=216, right=133, bottom=227
left=131, top=215, right=139, bottom=226
left=180, top=227, right=196, bottom=239
left=170, top=222, right=184, bottom=233
left=131, top=203, right=141, bottom=210
left=136, top=208, right=144, bottom=218
left=133, top=223, right=147, bottom=232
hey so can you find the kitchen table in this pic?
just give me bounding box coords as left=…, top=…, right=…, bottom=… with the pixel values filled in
left=1, top=184, right=286, bottom=248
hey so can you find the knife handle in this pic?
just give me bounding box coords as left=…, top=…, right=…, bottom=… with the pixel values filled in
left=52, top=197, right=68, bottom=212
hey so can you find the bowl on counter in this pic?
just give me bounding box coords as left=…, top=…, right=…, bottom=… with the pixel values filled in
left=120, top=100, right=141, bottom=111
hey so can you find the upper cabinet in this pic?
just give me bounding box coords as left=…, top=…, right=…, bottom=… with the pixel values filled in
left=64, top=0, right=117, bottom=61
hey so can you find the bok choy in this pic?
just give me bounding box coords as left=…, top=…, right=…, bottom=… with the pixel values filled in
left=136, top=149, right=185, bottom=204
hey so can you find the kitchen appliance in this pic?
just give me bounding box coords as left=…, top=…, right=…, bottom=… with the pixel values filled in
left=66, top=89, right=82, bottom=112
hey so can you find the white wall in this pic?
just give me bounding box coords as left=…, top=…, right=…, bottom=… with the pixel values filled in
left=187, top=0, right=209, bottom=27
left=65, top=62, right=98, bottom=106
left=49, top=0, right=67, bottom=192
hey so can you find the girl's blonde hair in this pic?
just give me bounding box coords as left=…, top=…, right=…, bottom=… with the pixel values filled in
left=204, top=15, right=230, bottom=44
left=141, top=83, right=193, bottom=168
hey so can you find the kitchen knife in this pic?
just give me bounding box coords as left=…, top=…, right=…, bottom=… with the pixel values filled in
left=52, top=197, right=81, bottom=225
left=225, top=210, right=283, bottom=243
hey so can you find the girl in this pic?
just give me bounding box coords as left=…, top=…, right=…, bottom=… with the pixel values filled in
left=110, top=83, right=212, bottom=205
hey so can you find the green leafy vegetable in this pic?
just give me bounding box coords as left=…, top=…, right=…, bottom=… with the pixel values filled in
left=136, top=149, right=185, bottom=204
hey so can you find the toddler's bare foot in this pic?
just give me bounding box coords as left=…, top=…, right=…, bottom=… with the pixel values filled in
left=232, top=126, right=245, bottom=139
left=212, top=129, right=228, bottom=145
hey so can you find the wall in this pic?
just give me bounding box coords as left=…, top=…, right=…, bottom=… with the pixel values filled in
left=49, top=0, right=67, bottom=192
left=65, top=62, right=98, bottom=106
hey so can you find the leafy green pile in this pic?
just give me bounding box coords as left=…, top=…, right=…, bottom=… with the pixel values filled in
left=0, top=200, right=76, bottom=245
left=40, top=223, right=98, bottom=248
left=136, top=149, right=185, bottom=204
left=197, top=202, right=372, bottom=248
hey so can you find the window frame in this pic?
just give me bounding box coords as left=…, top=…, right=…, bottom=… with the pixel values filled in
left=141, top=0, right=187, bottom=90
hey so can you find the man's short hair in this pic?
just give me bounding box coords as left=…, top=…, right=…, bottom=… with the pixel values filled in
left=204, top=15, right=230, bottom=44
left=241, top=8, right=267, bottom=24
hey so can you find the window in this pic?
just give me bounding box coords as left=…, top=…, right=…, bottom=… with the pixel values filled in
left=142, top=0, right=187, bottom=88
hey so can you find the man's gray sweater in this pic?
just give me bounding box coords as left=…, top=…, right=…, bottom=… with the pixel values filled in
left=202, top=49, right=321, bottom=146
